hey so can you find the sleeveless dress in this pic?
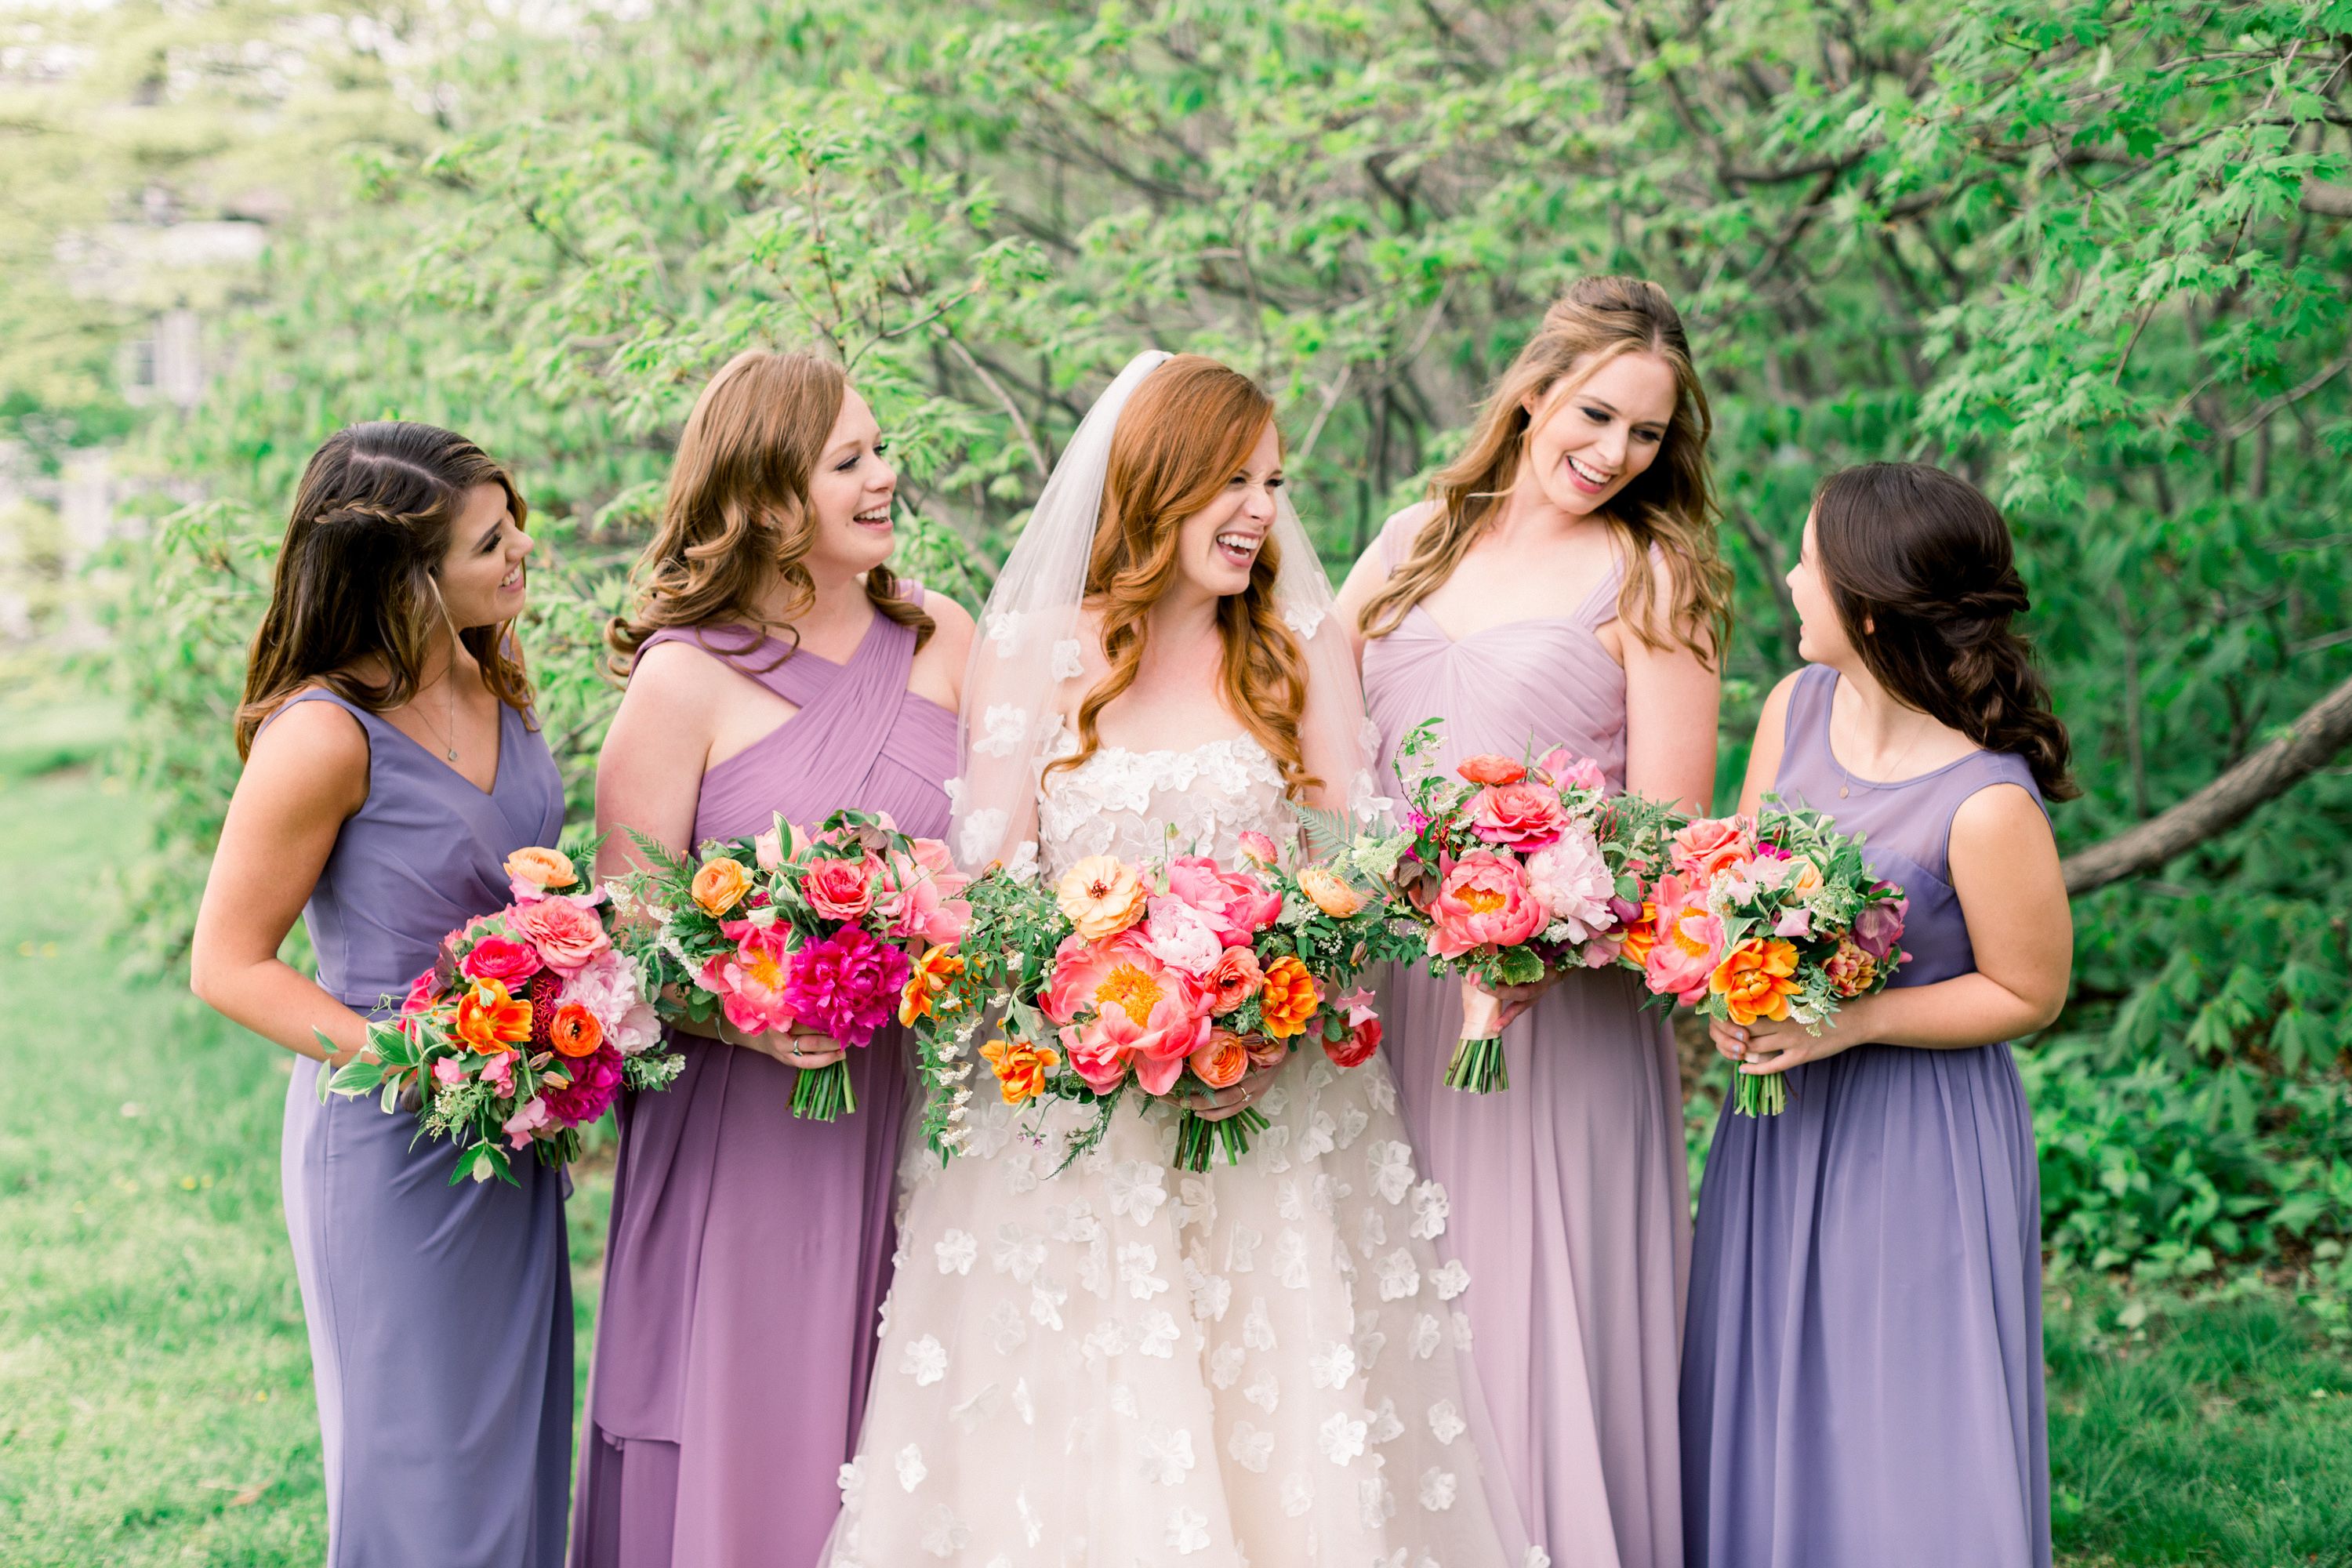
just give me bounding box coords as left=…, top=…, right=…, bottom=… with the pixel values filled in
left=1359, top=510, right=1690, bottom=1568
left=1679, top=665, right=2051, bottom=1568
left=571, top=598, right=956, bottom=1568
left=270, top=689, right=572, bottom=1568
left=825, top=725, right=1527, bottom=1568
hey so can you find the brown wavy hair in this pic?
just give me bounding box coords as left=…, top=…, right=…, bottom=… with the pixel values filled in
left=235, top=422, right=533, bottom=759
left=1051, top=354, right=1318, bottom=797
left=607, top=349, right=931, bottom=675
left=1813, top=463, right=2076, bottom=800
left=1358, top=276, right=1732, bottom=662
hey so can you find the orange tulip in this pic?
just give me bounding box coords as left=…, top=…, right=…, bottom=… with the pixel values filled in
left=454, top=977, right=532, bottom=1054
left=979, top=1036, right=1061, bottom=1105
left=1258, top=954, right=1320, bottom=1039
left=898, top=946, right=967, bottom=1025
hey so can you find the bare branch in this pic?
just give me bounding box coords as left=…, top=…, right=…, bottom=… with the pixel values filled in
left=935, top=326, right=1051, bottom=478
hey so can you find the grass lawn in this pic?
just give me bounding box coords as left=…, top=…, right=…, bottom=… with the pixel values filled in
left=0, top=697, right=2346, bottom=1565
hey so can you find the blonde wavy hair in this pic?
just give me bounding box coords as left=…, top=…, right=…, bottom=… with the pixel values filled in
left=608, top=349, right=931, bottom=674
left=1052, top=354, right=1319, bottom=797
left=1359, top=276, right=1731, bottom=662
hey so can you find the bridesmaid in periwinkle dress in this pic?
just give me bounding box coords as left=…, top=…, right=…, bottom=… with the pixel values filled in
left=190, top=423, right=571, bottom=1566
left=1680, top=464, right=2071, bottom=1568
left=1336, top=278, right=1733, bottom=1568
left=575, top=350, right=972, bottom=1568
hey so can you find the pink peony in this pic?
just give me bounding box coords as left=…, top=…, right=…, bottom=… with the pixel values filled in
left=1044, top=932, right=1210, bottom=1096
left=1524, top=826, right=1616, bottom=942
left=511, top=897, right=611, bottom=973
left=1428, top=851, right=1546, bottom=959
left=1164, top=856, right=1283, bottom=946
left=539, top=1044, right=623, bottom=1128
left=1536, top=748, right=1607, bottom=793
left=558, top=949, right=661, bottom=1055
left=803, top=855, right=880, bottom=922
left=782, top=924, right=911, bottom=1051
left=701, top=918, right=799, bottom=1036
left=1642, top=873, right=1724, bottom=1005
left=877, top=838, right=973, bottom=946
left=1142, top=895, right=1225, bottom=978
left=459, top=934, right=543, bottom=987
left=1669, top=817, right=1752, bottom=882
left=1469, top=781, right=1570, bottom=849
left=1853, top=893, right=1907, bottom=960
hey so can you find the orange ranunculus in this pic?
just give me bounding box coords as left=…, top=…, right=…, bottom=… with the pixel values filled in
left=1258, top=954, right=1320, bottom=1039
left=898, top=945, right=967, bottom=1025
left=1617, top=898, right=1661, bottom=969
left=505, top=845, right=576, bottom=891
left=1457, top=753, right=1527, bottom=786
left=691, top=855, right=753, bottom=918
left=454, top=977, right=532, bottom=1054
left=1189, top=1029, right=1250, bottom=1090
left=979, top=1036, right=1061, bottom=1105
left=1297, top=865, right=1364, bottom=918
left=1711, top=938, right=1802, bottom=1026
left=1055, top=855, right=1148, bottom=942
left=547, top=1001, right=604, bottom=1058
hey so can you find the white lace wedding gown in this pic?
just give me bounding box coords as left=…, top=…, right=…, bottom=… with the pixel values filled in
left=825, top=733, right=1530, bottom=1568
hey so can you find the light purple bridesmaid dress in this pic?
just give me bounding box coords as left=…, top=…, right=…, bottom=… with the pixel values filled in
left=571, top=593, right=956, bottom=1568
left=1360, top=511, right=1690, bottom=1568
left=1679, top=665, right=2049, bottom=1568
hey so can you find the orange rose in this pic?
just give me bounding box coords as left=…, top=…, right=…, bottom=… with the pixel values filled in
left=1617, top=898, right=1661, bottom=969
left=1055, top=855, right=1148, bottom=942
left=1457, top=753, right=1527, bottom=786
left=1786, top=857, right=1824, bottom=895
left=898, top=946, right=967, bottom=1025
left=547, top=1001, right=604, bottom=1058
left=1258, top=954, right=1319, bottom=1039
left=1297, top=865, right=1364, bottom=918
left=1204, top=946, right=1264, bottom=1016
left=1711, top=937, right=1801, bottom=1026
left=1189, top=1030, right=1250, bottom=1090
left=505, top=845, right=577, bottom=891
left=979, top=1036, right=1061, bottom=1105
left=454, top=977, right=532, bottom=1054
left=691, top=855, right=753, bottom=918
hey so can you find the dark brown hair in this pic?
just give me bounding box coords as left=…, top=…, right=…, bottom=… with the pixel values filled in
left=1813, top=462, right=2077, bottom=800
left=1055, top=354, right=1317, bottom=797
left=1359, top=275, right=1732, bottom=662
left=236, top=422, right=533, bottom=758
left=606, top=349, right=931, bottom=676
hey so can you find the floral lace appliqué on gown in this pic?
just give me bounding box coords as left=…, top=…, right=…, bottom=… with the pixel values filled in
left=825, top=732, right=1524, bottom=1568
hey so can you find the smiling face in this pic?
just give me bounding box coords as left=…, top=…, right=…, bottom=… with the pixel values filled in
left=1788, top=508, right=1860, bottom=666
left=1519, top=350, right=1679, bottom=518
left=800, top=387, right=898, bottom=578
left=432, top=481, right=532, bottom=629
left=1170, top=419, right=1282, bottom=603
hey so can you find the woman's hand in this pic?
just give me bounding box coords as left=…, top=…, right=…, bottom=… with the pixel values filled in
left=1189, top=1062, right=1279, bottom=1123
left=717, top=1016, right=847, bottom=1069
left=1711, top=995, right=1880, bottom=1078
left=1461, top=970, right=1557, bottom=1034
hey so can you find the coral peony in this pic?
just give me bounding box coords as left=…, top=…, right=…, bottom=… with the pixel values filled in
left=512, top=895, right=611, bottom=972
left=460, top=934, right=543, bottom=987
left=1044, top=933, right=1210, bottom=1095
left=539, top=1044, right=622, bottom=1128
left=1258, top=954, right=1320, bottom=1039
left=782, top=925, right=911, bottom=1052
left=1711, top=938, right=1801, bottom=1025
left=1642, top=873, right=1723, bottom=1005
left=980, top=1036, right=1061, bottom=1105
left=1457, top=753, right=1527, bottom=786
left=702, top=919, right=799, bottom=1036
left=691, top=855, right=752, bottom=918
left=1325, top=1013, right=1381, bottom=1069
left=454, top=977, right=532, bottom=1054
left=547, top=1002, right=604, bottom=1058
left=1164, top=856, right=1283, bottom=944
left=1524, top=826, right=1616, bottom=941
left=1056, top=855, right=1149, bottom=942
left=1852, top=894, right=1907, bottom=960
left=1669, top=817, right=1751, bottom=881
left=1298, top=865, right=1365, bottom=917
left=804, top=855, right=881, bottom=921
left=1469, top=781, right=1570, bottom=849
left=1189, top=1030, right=1251, bottom=1090
left=1203, top=946, right=1265, bottom=1016
left=1428, top=851, right=1545, bottom=958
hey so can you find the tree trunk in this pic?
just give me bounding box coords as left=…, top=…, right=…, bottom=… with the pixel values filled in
left=2062, top=670, right=2352, bottom=895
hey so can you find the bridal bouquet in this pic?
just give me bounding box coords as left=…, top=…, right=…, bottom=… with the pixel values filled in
left=1637, top=800, right=1910, bottom=1116
left=619, top=809, right=971, bottom=1121
left=318, top=844, right=673, bottom=1185
left=1388, top=720, right=1682, bottom=1092
left=909, top=829, right=1417, bottom=1172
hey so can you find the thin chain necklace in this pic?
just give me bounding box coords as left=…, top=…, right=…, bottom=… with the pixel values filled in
left=420, top=581, right=463, bottom=764
left=1838, top=710, right=1933, bottom=798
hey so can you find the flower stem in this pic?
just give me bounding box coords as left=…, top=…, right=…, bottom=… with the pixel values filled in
left=1733, top=1067, right=1786, bottom=1117
left=1443, top=1033, right=1510, bottom=1093
left=790, top=1059, right=858, bottom=1121
left=1172, top=1106, right=1271, bottom=1171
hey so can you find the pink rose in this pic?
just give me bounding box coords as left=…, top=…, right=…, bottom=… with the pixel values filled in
left=511, top=896, right=610, bottom=973
left=1469, top=781, right=1570, bottom=849
left=700, top=918, right=798, bottom=1036
left=1236, top=829, right=1279, bottom=867
left=1203, top=946, right=1264, bottom=1016
left=1044, top=932, right=1210, bottom=1096
left=459, top=934, right=543, bottom=987
left=1669, top=817, right=1752, bottom=882
left=1536, top=748, right=1607, bottom=793
left=1324, top=1013, right=1381, bottom=1069
left=1524, top=826, right=1615, bottom=941
left=1428, top=851, right=1545, bottom=959
left=877, top=838, right=973, bottom=946
left=399, top=966, right=441, bottom=1020
left=804, top=855, right=879, bottom=922
left=1853, top=893, right=1907, bottom=960
left=1642, top=873, right=1723, bottom=1005
left=1164, top=856, right=1282, bottom=946
left=753, top=826, right=785, bottom=872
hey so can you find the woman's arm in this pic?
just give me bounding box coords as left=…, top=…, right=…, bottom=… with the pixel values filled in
left=188, top=700, right=374, bottom=1064
left=1734, top=670, right=1802, bottom=817
left=1718, top=782, right=2072, bottom=1072
left=1620, top=565, right=1722, bottom=814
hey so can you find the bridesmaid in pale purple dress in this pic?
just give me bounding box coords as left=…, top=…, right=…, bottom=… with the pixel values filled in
left=1681, top=464, right=2071, bottom=1568
left=574, top=350, right=971, bottom=1568
left=190, top=423, right=571, bottom=1566
left=1337, top=278, right=1732, bottom=1568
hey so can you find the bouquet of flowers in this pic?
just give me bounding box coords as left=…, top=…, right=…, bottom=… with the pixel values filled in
left=908, top=825, right=1418, bottom=1172
left=619, top=809, right=971, bottom=1121
left=1637, top=799, right=1910, bottom=1115
left=1388, top=720, right=1682, bottom=1092
left=318, top=844, right=673, bottom=1185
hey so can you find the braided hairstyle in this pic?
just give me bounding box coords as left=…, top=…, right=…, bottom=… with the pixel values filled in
left=1812, top=462, right=2077, bottom=799
left=235, top=422, right=534, bottom=757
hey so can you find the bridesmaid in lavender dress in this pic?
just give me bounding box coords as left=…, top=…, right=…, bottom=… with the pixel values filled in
left=190, top=423, right=571, bottom=1566
left=1681, top=464, right=2071, bottom=1568
left=1336, top=278, right=1732, bottom=1568
left=574, top=350, right=971, bottom=1568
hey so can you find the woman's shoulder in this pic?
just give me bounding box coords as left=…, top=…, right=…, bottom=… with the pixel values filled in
left=244, top=688, right=372, bottom=815
left=1377, top=499, right=1444, bottom=569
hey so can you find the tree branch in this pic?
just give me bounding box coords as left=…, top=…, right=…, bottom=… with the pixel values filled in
left=2062, top=670, right=2352, bottom=895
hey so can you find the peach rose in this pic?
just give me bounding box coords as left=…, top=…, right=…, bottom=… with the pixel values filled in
left=804, top=855, right=879, bottom=921
left=1055, top=855, right=1149, bottom=942
left=1258, top=953, right=1319, bottom=1039
left=1243, top=1033, right=1290, bottom=1070
left=504, top=845, right=577, bottom=897
left=1669, top=817, right=1751, bottom=882
left=1458, top=753, right=1527, bottom=786
left=511, top=895, right=611, bottom=973
left=1204, top=946, right=1265, bottom=1016
left=1297, top=865, right=1364, bottom=918
left=1711, top=937, right=1801, bottom=1026
left=691, top=855, right=752, bottom=918
left=979, top=1036, right=1060, bottom=1105
left=1428, top=851, right=1545, bottom=959
left=1189, top=1030, right=1250, bottom=1090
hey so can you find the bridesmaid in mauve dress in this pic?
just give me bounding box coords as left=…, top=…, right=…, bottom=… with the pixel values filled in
left=1337, top=278, right=1731, bottom=1568
left=190, top=423, right=572, bottom=1566
left=1681, top=464, right=2071, bottom=1568
left=574, top=350, right=971, bottom=1568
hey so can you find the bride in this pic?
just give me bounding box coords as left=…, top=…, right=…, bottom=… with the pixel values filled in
left=825, top=352, right=1534, bottom=1567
